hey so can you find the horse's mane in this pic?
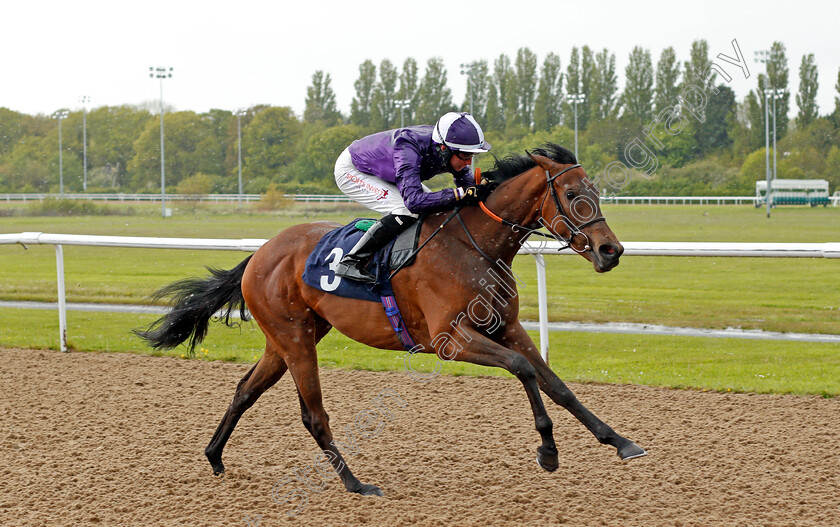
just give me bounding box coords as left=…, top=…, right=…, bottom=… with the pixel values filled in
left=482, top=143, right=577, bottom=185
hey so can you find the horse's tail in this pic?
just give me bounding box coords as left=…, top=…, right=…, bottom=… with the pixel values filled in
left=134, top=255, right=253, bottom=354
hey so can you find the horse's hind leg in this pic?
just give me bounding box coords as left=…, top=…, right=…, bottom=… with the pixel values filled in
left=205, top=346, right=288, bottom=475
left=281, top=342, right=383, bottom=497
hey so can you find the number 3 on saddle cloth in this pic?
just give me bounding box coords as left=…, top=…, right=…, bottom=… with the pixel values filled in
left=302, top=218, right=423, bottom=351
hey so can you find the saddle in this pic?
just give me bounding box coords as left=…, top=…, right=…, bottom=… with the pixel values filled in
left=301, top=218, right=424, bottom=303
left=302, top=218, right=425, bottom=352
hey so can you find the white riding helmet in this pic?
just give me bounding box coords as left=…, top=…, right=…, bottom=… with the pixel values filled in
left=432, top=112, right=491, bottom=153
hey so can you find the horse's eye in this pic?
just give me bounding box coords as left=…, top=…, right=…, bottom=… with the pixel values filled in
left=565, top=191, right=576, bottom=201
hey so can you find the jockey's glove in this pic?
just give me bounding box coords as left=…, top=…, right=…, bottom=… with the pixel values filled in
left=455, top=184, right=493, bottom=204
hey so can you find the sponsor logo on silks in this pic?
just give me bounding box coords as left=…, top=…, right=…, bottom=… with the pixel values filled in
left=348, top=174, right=389, bottom=201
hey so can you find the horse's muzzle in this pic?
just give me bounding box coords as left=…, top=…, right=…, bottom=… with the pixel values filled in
left=593, top=242, right=623, bottom=272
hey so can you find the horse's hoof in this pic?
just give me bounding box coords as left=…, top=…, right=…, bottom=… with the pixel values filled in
left=208, top=458, right=225, bottom=476
left=351, top=483, right=384, bottom=497
left=206, top=447, right=225, bottom=475
left=618, top=441, right=647, bottom=461
left=536, top=446, right=559, bottom=472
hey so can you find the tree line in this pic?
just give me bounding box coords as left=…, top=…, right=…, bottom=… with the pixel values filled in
left=2, top=39, right=839, bottom=197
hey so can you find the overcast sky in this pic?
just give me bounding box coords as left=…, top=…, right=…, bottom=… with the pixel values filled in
left=3, top=0, right=837, bottom=120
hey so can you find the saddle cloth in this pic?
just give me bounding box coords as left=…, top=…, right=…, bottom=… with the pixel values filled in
left=302, top=218, right=422, bottom=303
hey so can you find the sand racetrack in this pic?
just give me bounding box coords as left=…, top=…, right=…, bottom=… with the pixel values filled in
left=1, top=347, right=839, bottom=526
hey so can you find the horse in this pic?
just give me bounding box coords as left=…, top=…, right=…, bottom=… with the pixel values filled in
left=136, top=143, right=646, bottom=497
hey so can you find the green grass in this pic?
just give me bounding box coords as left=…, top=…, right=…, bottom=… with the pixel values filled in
left=514, top=256, right=840, bottom=334
left=2, top=205, right=838, bottom=333
left=604, top=204, right=840, bottom=242
left=1, top=308, right=837, bottom=396
left=1, top=203, right=839, bottom=395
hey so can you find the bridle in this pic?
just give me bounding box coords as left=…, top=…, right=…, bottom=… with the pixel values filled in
left=478, top=163, right=606, bottom=253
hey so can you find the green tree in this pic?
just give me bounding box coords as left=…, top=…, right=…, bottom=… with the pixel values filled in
left=745, top=87, right=767, bottom=152
left=655, top=47, right=681, bottom=111
left=592, top=48, right=619, bottom=120
left=565, top=46, right=595, bottom=130
left=396, top=58, right=419, bottom=126
left=127, top=111, right=224, bottom=190
left=694, top=84, right=736, bottom=156
left=563, top=46, right=590, bottom=129
left=414, top=57, right=454, bottom=124
left=350, top=60, right=377, bottom=128
left=737, top=147, right=770, bottom=189
left=175, top=173, right=219, bottom=194
left=377, top=59, right=399, bottom=129
left=503, top=69, right=520, bottom=131
left=824, top=146, right=840, bottom=192
left=515, top=47, right=538, bottom=128
left=778, top=144, right=824, bottom=180
left=654, top=128, right=698, bottom=171
left=304, top=71, right=341, bottom=125
left=241, top=107, right=301, bottom=188
left=87, top=106, right=153, bottom=187
left=621, top=46, right=654, bottom=122
left=533, top=52, right=562, bottom=132
left=460, top=60, right=489, bottom=122
left=795, top=53, right=819, bottom=128
left=493, top=54, right=513, bottom=129
left=563, top=46, right=581, bottom=127
left=0, top=107, right=26, bottom=156
left=778, top=117, right=834, bottom=158
left=684, top=39, right=715, bottom=88
left=833, top=67, right=840, bottom=128
left=0, top=135, right=51, bottom=191
left=298, top=124, right=364, bottom=183
left=765, top=42, right=791, bottom=138
left=484, top=83, right=503, bottom=132
left=202, top=108, right=233, bottom=183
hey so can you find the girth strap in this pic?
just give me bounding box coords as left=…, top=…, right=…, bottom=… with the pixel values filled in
left=380, top=295, right=418, bottom=352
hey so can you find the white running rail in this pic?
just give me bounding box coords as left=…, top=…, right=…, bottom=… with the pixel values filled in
left=1, top=232, right=838, bottom=359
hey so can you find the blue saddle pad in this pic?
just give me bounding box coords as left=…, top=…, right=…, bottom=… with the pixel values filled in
left=302, top=219, right=396, bottom=302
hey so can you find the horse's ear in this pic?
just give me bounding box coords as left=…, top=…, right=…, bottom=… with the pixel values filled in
left=527, top=152, right=559, bottom=172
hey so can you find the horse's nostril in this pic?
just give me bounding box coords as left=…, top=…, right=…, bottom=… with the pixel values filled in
left=599, top=244, right=619, bottom=258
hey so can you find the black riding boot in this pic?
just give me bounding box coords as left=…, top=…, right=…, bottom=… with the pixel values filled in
left=334, top=214, right=416, bottom=284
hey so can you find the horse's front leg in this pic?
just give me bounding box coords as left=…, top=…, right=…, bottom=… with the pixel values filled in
left=500, top=322, right=647, bottom=461
left=442, top=327, right=559, bottom=472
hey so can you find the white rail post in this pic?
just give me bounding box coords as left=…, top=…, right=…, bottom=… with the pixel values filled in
left=55, top=244, right=67, bottom=352
left=533, top=254, right=550, bottom=364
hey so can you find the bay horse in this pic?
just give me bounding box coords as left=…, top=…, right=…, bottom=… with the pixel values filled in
left=136, top=143, right=646, bottom=497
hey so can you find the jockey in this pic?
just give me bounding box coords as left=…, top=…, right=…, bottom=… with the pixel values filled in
left=333, top=111, right=492, bottom=283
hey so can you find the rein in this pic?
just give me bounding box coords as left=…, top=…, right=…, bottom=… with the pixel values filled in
left=388, top=207, right=461, bottom=280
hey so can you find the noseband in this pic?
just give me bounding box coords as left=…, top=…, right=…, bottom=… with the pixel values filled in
left=479, top=163, right=606, bottom=253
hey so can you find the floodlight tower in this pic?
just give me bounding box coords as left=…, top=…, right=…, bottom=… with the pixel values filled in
left=235, top=109, right=247, bottom=209
left=568, top=93, right=586, bottom=161
left=394, top=99, right=410, bottom=128
left=459, top=62, right=477, bottom=115
left=79, top=96, right=90, bottom=191
left=149, top=66, right=174, bottom=217
left=770, top=89, right=786, bottom=181
left=755, top=50, right=772, bottom=218
left=51, top=109, right=70, bottom=196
